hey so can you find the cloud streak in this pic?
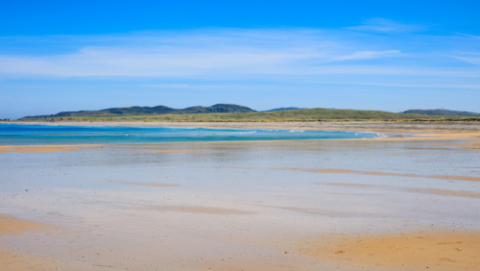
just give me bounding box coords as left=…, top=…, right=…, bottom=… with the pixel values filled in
left=331, top=50, right=402, bottom=61
left=346, top=18, right=424, bottom=33
left=0, top=29, right=414, bottom=78
left=1, top=28, right=478, bottom=80
left=0, top=27, right=479, bottom=86
left=452, top=53, right=480, bottom=66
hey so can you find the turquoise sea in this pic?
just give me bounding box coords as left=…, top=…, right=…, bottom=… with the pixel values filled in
left=0, top=124, right=377, bottom=145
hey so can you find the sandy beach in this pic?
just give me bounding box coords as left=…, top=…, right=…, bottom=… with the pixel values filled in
left=1, top=121, right=479, bottom=270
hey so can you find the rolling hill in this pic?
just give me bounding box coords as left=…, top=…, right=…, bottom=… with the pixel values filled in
left=18, top=107, right=454, bottom=122
left=23, top=104, right=255, bottom=118
left=404, top=109, right=480, bottom=117
left=265, top=107, right=305, bottom=112
left=18, top=105, right=480, bottom=122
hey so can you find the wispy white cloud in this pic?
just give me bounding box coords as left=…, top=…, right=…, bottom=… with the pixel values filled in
left=330, top=50, right=402, bottom=61
left=451, top=53, right=480, bottom=66
left=454, top=57, right=480, bottom=65
left=0, top=30, right=408, bottom=78
left=0, top=27, right=478, bottom=81
left=346, top=18, right=423, bottom=33
left=456, top=33, right=480, bottom=39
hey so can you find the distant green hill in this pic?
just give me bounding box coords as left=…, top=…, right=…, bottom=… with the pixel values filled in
left=23, top=104, right=255, bottom=118
left=404, top=109, right=480, bottom=117
left=18, top=107, right=475, bottom=122
left=265, top=107, right=305, bottom=112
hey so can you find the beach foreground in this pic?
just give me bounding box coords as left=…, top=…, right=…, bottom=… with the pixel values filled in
left=1, top=122, right=479, bottom=270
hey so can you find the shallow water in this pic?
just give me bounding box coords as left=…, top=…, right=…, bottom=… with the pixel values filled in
left=1, top=131, right=479, bottom=270
left=0, top=124, right=376, bottom=145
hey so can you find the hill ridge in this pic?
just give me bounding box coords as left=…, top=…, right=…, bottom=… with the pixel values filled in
left=23, top=104, right=255, bottom=119
left=404, top=109, right=480, bottom=117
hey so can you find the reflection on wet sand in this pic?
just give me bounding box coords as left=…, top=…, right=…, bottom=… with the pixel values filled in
left=318, top=182, right=378, bottom=188
left=296, top=230, right=480, bottom=271
left=215, top=165, right=480, bottom=182
left=317, top=182, right=480, bottom=198
left=436, top=140, right=480, bottom=149
left=131, top=149, right=206, bottom=153
left=148, top=205, right=254, bottom=215
left=0, top=144, right=102, bottom=153
left=279, top=206, right=378, bottom=217
left=407, top=188, right=480, bottom=198
left=107, top=180, right=181, bottom=187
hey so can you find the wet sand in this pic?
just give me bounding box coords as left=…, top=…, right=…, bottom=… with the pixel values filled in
left=407, top=188, right=480, bottom=198
left=317, top=182, right=480, bottom=198
left=0, top=144, right=102, bottom=153
left=107, top=180, right=182, bottom=187
left=1, top=122, right=479, bottom=270
left=215, top=165, right=480, bottom=182
left=148, top=205, right=254, bottom=215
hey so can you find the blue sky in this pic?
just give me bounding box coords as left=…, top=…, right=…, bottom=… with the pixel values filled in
left=1, top=0, right=479, bottom=118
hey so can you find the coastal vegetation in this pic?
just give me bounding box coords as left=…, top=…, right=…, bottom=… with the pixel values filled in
left=403, top=109, right=480, bottom=117
left=18, top=107, right=480, bottom=122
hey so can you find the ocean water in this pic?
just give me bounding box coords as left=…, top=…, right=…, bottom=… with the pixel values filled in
left=0, top=124, right=377, bottom=145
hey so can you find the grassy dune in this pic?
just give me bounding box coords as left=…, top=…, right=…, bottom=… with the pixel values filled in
left=18, top=108, right=480, bottom=122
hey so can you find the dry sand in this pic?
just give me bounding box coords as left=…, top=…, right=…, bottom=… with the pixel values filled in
left=0, top=215, right=83, bottom=271
left=0, top=214, right=49, bottom=236
left=0, top=248, right=85, bottom=271
left=295, top=230, right=480, bottom=271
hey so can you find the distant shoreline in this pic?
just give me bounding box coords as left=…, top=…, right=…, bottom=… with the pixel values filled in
left=5, top=121, right=480, bottom=132
left=2, top=121, right=480, bottom=151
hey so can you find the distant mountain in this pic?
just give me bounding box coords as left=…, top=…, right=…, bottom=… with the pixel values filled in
left=23, top=104, right=256, bottom=119
left=403, top=109, right=480, bottom=117
left=265, top=107, right=305, bottom=112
